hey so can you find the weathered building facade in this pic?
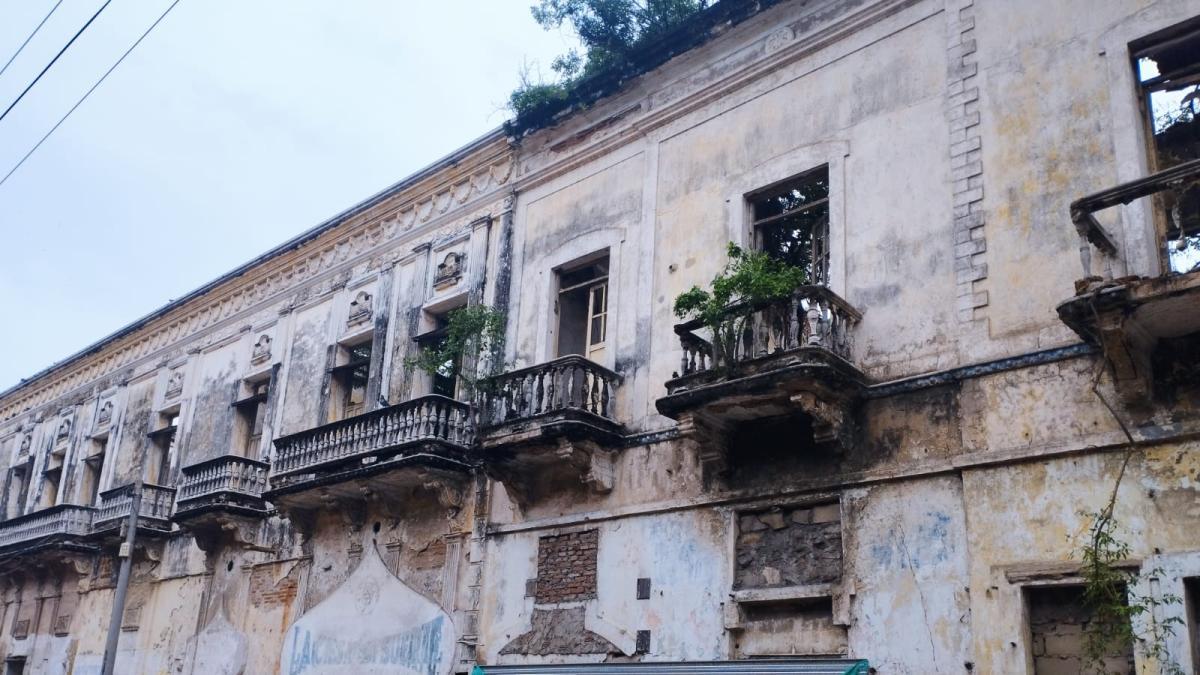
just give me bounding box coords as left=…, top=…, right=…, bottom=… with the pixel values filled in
left=1, top=0, right=1198, bottom=673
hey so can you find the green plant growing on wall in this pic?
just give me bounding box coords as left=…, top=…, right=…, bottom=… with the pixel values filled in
left=408, top=304, right=507, bottom=399
left=1077, top=339, right=1185, bottom=674
left=509, top=0, right=708, bottom=119
left=672, top=242, right=807, bottom=370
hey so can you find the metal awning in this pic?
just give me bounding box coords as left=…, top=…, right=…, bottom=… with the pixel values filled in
left=472, top=660, right=870, bottom=675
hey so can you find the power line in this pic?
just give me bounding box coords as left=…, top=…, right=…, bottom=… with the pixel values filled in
left=0, top=0, right=66, bottom=81
left=0, top=0, right=185, bottom=190
left=0, top=0, right=114, bottom=124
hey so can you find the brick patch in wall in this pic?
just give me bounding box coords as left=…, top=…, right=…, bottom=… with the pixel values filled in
left=535, top=529, right=598, bottom=604
left=250, top=562, right=301, bottom=608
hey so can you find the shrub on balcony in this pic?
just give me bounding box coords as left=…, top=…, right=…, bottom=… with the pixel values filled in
left=672, top=243, right=807, bottom=370
left=408, top=305, right=507, bottom=398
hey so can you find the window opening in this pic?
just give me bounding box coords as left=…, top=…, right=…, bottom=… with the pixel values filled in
left=234, top=380, right=270, bottom=456
left=1134, top=24, right=1200, bottom=273
left=81, top=437, right=106, bottom=506
left=147, top=414, right=178, bottom=485
left=557, top=255, right=610, bottom=361
left=330, top=342, right=372, bottom=421
left=750, top=166, right=830, bottom=284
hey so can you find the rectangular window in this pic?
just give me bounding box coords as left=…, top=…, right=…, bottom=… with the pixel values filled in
left=234, top=380, right=269, bottom=456
left=81, top=438, right=105, bottom=506
left=423, top=314, right=461, bottom=399
left=751, top=166, right=830, bottom=284
left=557, top=254, right=609, bottom=361
left=1133, top=23, right=1200, bottom=273
left=329, top=342, right=372, bottom=421
left=40, top=467, right=60, bottom=508
left=6, top=466, right=28, bottom=519
left=146, top=414, right=178, bottom=485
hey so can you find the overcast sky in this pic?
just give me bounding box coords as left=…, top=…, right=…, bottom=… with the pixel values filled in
left=0, top=1, right=575, bottom=391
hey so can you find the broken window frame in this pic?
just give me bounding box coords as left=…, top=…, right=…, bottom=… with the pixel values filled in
left=414, top=316, right=462, bottom=400
left=555, top=253, right=611, bottom=362
left=233, top=379, right=270, bottom=458
left=328, top=341, right=372, bottom=422
left=80, top=437, right=106, bottom=507
left=1131, top=20, right=1200, bottom=275
left=748, top=166, right=831, bottom=286
left=146, top=414, right=179, bottom=486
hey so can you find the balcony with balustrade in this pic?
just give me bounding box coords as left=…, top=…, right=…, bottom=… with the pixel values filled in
left=476, top=355, right=624, bottom=502
left=0, top=505, right=96, bottom=555
left=1057, top=157, right=1200, bottom=405
left=176, top=455, right=270, bottom=516
left=265, top=395, right=474, bottom=514
left=656, top=286, right=865, bottom=477
left=91, top=483, right=176, bottom=539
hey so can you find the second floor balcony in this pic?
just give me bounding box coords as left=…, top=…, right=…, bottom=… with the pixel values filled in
left=1059, top=157, right=1200, bottom=405
left=176, top=455, right=270, bottom=517
left=91, top=483, right=176, bottom=539
left=476, top=355, right=624, bottom=502
left=266, top=395, right=474, bottom=513
left=0, top=505, right=96, bottom=554
left=656, top=286, right=865, bottom=476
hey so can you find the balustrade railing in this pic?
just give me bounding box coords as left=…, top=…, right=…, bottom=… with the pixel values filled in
left=94, top=483, right=175, bottom=529
left=673, top=285, right=861, bottom=379
left=177, top=456, right=269, bottom=507
left=1071, top=156, right=1200, bottom=279
left=272, top=395, right=472, bottom=475
left=479, top=355, right=621, bottom=428
left=0, top=505, right=95, bottom=549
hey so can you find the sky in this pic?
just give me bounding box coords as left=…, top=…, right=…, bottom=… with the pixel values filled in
left=0, top=1, right=577, bottom=391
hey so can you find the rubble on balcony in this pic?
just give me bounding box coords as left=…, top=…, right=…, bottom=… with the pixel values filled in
left=477, top=356, right=623, bottom=504
left=173, top=455, right=270, bottom=551
left=90, top=483, right=176, bottom=540
left=656, top=286, right=864, bottom=480
left=1058, top=157, right=1200, bottom=405
left=265, top=395, right=474, bottom=522
left=0, top=505, right=96, bottom=556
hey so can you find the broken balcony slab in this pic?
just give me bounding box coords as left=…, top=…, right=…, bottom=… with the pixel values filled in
left=1057, top=269, right=1200, bottom=404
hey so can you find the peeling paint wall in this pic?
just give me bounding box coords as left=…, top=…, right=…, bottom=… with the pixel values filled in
left=0, top=1, right=1198, bottom=674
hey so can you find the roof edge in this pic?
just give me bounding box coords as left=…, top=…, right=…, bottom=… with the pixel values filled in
left=0, top=126, right=509, bottom=405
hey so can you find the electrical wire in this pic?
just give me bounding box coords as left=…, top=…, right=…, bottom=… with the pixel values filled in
left=0, top=0, right=185, bottom=189
left=0, top=0, right=66, bottom=82
left=0, top=0, right=114, bottom=124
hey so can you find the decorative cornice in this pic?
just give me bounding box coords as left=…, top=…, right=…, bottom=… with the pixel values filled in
left=0, top=138, right=514, bottom=421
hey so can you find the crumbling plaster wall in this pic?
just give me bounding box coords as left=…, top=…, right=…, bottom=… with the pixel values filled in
left=962, top=440, right=1200, bottom=674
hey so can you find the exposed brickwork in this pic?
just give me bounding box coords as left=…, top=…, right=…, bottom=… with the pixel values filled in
left=249, top=562, right=300, bottom=608
left=735, top=504, right=842, bottom=589
left=947, top=0, right=989, bottom=323
left=535, top=529, right=598, bottom=604
left=1027, top=586, right=1133, bottom=675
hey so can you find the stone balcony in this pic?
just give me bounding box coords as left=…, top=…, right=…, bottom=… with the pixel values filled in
left=0, top=505, right=96, bottom=554
left=91, top=483, right=176, bottom=539
left=174, top=455, right=270, bottom=550
left=477, top=356, right=624, bottom=503
left=656, top=286, right=864, bottom=477
left=1057, top=157, right=1200, bottom=406
left=266, top=395, right=474, bottom=517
